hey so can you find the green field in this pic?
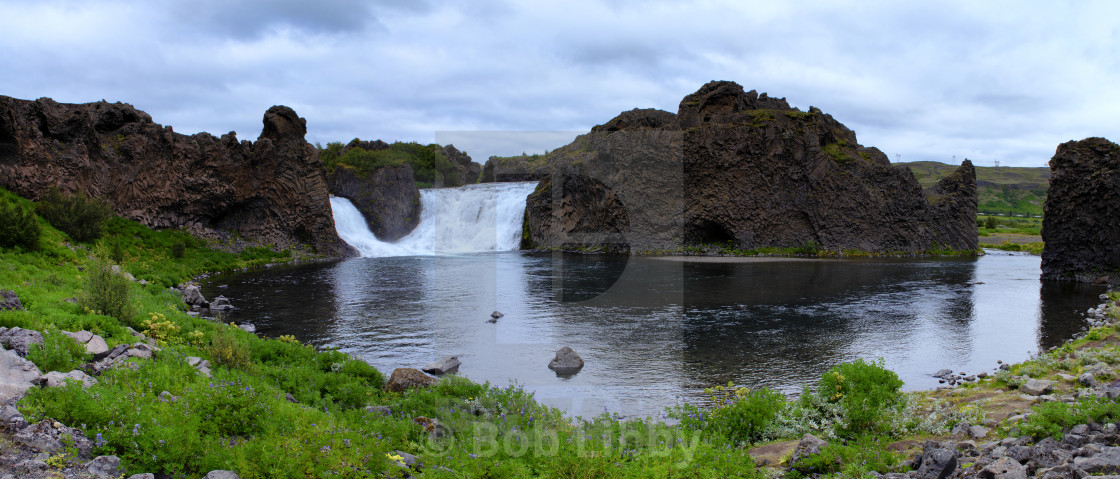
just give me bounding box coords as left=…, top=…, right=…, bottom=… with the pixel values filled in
left=900, top=161, right=1049, bottom=217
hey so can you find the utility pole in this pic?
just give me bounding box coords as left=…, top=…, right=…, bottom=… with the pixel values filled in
left=995, top=160, right=1000, bottom=168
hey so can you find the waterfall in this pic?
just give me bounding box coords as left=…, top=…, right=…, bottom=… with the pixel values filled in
left=330, top=182, right=539, bottom=258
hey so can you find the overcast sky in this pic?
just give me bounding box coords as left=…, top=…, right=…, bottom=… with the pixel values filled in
left=2, top=0, right=1117, bottom=167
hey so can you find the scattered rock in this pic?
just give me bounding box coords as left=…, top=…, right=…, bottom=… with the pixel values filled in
left=389, top=450, right=421, bottom=469
left=0, top=290, right=22, bottom=311
left=127, top=474, right=156, bottom=479
left=85, top=334, right=109, bottom=355
left=934, top=369, right=954, bottom=378
left=385, top=368, right=438, bottom=393
left=0, top=348, right=43, bottom=403
left=0, top=327, right=44, bottom=356
left=980, top=456, right=1028, bottom=479
left=788, top=434, right=829, bottom=471
left=1020, top=378, right=1055, bottom=396
left=422, top=356, right=461, bottom=375
left=969, top=425, right=990, bottom=440
left=1, top=404, right=27, bottom=431
left=85, top=455, right=121, bottom=479
left=13, top=420, right=93, bottom=455
left=914, top=446, right=957, bottom=479
left=210, top=295, right=234, bottom=311
left=203, top=471, right=242, bottom=479
left=548, top=346, right=584, bottom=374
left=237, top=323, right=256, bottom=333
left=36, top=370, right=98, bottom=389
left=181, top=284, right=206, bottom=306
left=1073, top=446, right=1120, bottom=474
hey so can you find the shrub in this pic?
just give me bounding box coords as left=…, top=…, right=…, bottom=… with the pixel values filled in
left=80, top=244, right=135, bottom=324
left=208, top=325, right=251, bottom=370
left=818, top=359, right=903, bottom=436
left=170, top=242, right=186, bottom=258
left=1019, top=396, right=1120, bottom=439
left=36, top=188, right=113, bottom=243
left=26, top=328, right=88, bottom=372
left=668, top=383, right=785, bottom=445
left=0, top=197, right=41, bottom=250
left=788, top=434, right=905, bottom=477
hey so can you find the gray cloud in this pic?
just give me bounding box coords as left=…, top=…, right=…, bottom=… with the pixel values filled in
left=0, top=0, right=1117, bottom=167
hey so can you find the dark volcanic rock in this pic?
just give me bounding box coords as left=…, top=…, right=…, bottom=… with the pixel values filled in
left=523, top=81, right=977, bottom=253
left=441, top=144, right=482, bottom=186
left=1041, top=137, right=1120, bottom=285
left=328, top=163, right=421, bottom=242
left=0, top=97, right=354, bottom=257
left=481, top=155, right=552, bottom=183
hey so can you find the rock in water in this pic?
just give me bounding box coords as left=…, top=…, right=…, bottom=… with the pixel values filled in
left=491, top=311, right=504, bottom=319
left=0, top=97, right=354, bottom=257
left=422, top=356, right=461, bottom=375
left=522, top=81, right=977, bottom=254
left=210, top=295, right=234, bottom=311
left=548, top=346, right=584, bottom=374
left=385, top=368, right=439, bottom=392
left=1042, top=137, right=1120, bottom=285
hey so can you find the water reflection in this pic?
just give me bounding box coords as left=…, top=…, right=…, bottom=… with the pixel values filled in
left=203, top=252, right=1103, bottom=418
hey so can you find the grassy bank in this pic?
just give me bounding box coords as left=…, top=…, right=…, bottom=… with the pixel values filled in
left=2, top=186, right=1116, bottom=478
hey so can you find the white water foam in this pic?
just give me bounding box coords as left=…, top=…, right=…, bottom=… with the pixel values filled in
left=330, top=182, right=539, bottom=258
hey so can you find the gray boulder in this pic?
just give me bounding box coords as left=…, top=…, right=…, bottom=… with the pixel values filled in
left=210, top=295, right=234, bottom=311
left=548, top=346, right=584, bottom=374
left=0, top=290, right=22, bottom=310
left=62, top=330, right=94, bottom=344
left=1073, top=446, right=1120, bottom=474
left=14, top=420, right=93, bottom=455
left=914, top=447, right=957, bottom=479
left=1020, top=378, right=1055, bottom=396
left=787, top=433, right=828, bottom=471
left=203, top=471, right=242, bottom=479
left=980, top=456, right=1028, bottom=479
left=422, top=356, right=461, bottom=375
left=0, top=327, right=44, bottom=356
left=0, top=404, right=27, bottom=431
left=181, top=284, right=206, bottom=306
left=37, top=370, right=98, bottom=389
left=86, top=455, right=121, bottom=479
left=128, top=474, right=156, bottom=479
left=86, top=334, right=109, bottom=354
left=970, top=425, right=991, bottom=439
left=0, top=348, right=42, bottom=403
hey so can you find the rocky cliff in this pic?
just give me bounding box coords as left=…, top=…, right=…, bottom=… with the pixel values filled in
left=1041, top=137, right=1120, bottom=284
left=523, top=81, right=977, bottom=254
left=0, top=96, right=354, bottom=257
left=481, top=154, right=551, bottom=183
left=328, top=162, right=420, bottom=242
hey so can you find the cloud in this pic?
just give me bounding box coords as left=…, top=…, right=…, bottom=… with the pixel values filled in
left=0, top=0, right=1117, bottom=166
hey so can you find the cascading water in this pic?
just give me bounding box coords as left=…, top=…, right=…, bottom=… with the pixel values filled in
left=330, top=182, right=539, bottom=257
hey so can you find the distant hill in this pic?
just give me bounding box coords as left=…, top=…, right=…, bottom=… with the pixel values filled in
left=899, top=161, right=1050, bottom=217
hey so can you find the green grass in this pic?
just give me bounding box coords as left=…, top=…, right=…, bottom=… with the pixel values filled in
left=321, top=140, right=466, bottom=186
left=901, top=161, right=1049, bottom=217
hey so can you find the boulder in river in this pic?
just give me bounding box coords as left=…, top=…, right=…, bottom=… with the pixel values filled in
left=548, top=346, right=584, bottom=374
left=422, top=356, right=461, bottom=375
left=181, top=284, right=206, bottom=307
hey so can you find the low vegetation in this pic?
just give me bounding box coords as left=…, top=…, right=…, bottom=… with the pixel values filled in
left=2, top=185, right=1117, bottom=478
left=903, top=161, right=1049, bottom=217
left=320, top=141, right=465, bottom=187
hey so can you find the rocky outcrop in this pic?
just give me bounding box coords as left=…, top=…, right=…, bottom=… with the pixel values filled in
left=328, top=163, right=420, bottom=241
left=522, top=81, right=978, bottom=254
left=1041, top=137, right=1120, bottom=285
left=441, top=144, right=482, bottom=186
left=481, top=155, right=551, bottom=183
left=0, top=96, right=354, bottom=257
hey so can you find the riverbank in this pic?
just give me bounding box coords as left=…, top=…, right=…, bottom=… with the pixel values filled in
left=1, top=186, right=1117, bottom=478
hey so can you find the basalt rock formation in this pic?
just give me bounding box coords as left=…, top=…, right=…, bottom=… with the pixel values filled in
left=441, top=144, right=482, bottom=186
left=481, top=154, right=551, bottom=183
left=0, top=96, right=353, bottom=257
left=1041, top=137, right=1120, bottom=285
left=328, top=161, right=421, bottom=242
left=523, top=81, right=978, bottom=254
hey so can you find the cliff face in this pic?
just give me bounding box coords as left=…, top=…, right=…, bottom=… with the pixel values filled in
left=0, top=96, right=354, bottom=257
left=328, top=163, right=420, bottom=242
left=1041, top=137, right=1120, bottom=284
left=523, top=81, right=977, bottom=254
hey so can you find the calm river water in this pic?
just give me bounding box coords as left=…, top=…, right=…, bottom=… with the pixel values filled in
left=202, top=250, right=1103, bottom=418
